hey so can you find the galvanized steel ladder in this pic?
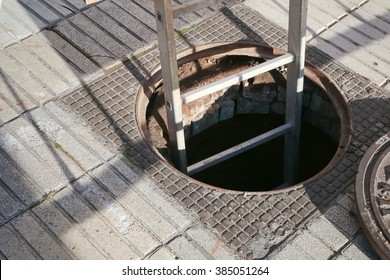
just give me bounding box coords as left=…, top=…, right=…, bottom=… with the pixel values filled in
left=154, top=0, right=308, bottom=186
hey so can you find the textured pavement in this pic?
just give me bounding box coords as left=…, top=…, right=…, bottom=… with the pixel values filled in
left=0, top=0, right=389, bottom=260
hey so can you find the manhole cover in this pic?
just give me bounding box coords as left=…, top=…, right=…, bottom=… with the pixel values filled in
left=356, top=132, right=390, bottom=259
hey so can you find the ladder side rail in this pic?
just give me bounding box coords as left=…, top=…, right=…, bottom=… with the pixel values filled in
left=188, top=123, right=292, bottom=175
left=283, top=0, right=308, bottom=184
left=173, top=0, right=225, bottom=17
left=182, top=52, right=295, bottom=104
left=154, top=0, right=188, bottom=172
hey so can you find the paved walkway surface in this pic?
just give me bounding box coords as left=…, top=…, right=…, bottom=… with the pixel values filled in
left=0, top=0, right=388, bottom=260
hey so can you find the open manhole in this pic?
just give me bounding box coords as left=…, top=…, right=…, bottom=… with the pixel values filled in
left=136, top=42, right=351, bottom=192
left=356, top=132, right=390, bottom=259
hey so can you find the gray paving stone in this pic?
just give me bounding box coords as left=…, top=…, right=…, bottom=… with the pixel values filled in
left=54, top=186, right=139, bottom=259
left=289, top=230, right=334, bottom=259
left=0, top=126, right=64, bottom=194
left=97, top=1, right=157, bottom=44
left=309, top=37, right=387, bottom=86
left=91, top=164, right=179, bottom=242
left=272, top=243, right=314, bottom=260
left=147, top=246, right=177, bottom=260
left=32, top=199, right=106, bottom=260
left=45, top=0, right=75, bottom=17
left=333, top=20, right=389, bottom=64
left=45, top=102, right=116, bottom=161
left=362, top=0, right=390, bottom=20
left=244, top=0, right=288, bottom=30
left=7, top=116, right=84, bottom=183
left=69, top=13, right=129, bottom=59
left=341, top=233, right=378, bottom=260
left=40, top=30, right=103, bottom=80
left=109, top=156, right=195, bottom=230
left=112, top=0, right=157, bottom=32
left=0, top=98, right=19, bottom=124
left=0, top=53, right=53, bottom=103
left=11, top=211, right=72, bottom=259
left=307, top=216, right=349, bottom=251
left=83, top=6, right=143, bottom=52
left=319, top=30, right=388, bottom=75
left=0, top=225, right=40, bottom=259
left=186, top=225, right=239, bottom=259
left=0, top=152, right=43, bottom=205
left=310, top=1, right=350, bottom=20
left=0, top=9, right=31, bottom=40
left=65, top=0, right=88, bottom=10
left=71, top=175, right=161, bottom=257
left=0, top=181, right=24, bottom=220
left=55, top=19, right=119, bottom=70
left=168, top=236, right=209, bottom=260
left=0, top=25, right=16, bottom=48
left=20, top=0, right=62, bottom=24
left=27, top=108, right=102, bottom=171
left=6, top=43, right=69, bottom=95
left=352, top=6, right=390, bottom=34
left=22, top=35, right=83, bottom=89
left=323, top=204, right=361, bottom=238
left=1, top=0, right=46, bottom=34
left=0, top=71, right=37, bottom=113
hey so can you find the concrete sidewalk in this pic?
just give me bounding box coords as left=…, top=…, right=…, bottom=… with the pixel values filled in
left=0, top=0, right=388, bottom=260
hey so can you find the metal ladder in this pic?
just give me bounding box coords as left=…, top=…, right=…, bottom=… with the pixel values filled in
left=154, top=0, right=308, bottom=186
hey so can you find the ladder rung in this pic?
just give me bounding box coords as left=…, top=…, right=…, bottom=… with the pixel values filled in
left=173, top=0, right=225, bottom=17
left=181, top=52, right=295, bottom=104
left=187, top=123, right=292, bottom=175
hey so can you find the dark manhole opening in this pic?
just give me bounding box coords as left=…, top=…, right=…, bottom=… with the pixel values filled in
left=186, top=114, right=337, bottom=191
left=137, top=43, right=351, bottom=193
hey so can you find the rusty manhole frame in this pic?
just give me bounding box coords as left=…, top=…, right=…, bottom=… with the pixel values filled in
left=136, top=41, right=352, bottom=194
left=356, top=132, right=390, bottom=259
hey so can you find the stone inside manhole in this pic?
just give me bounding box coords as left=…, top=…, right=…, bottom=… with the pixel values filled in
left=137, top=43, right=351, bottom=192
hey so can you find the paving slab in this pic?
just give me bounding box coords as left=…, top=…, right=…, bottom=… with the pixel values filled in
left=11, top=211, right=72, bottom=260
left=27, top=108, right=102, bottom=171
left=341, top=232, right=379, bottom=260
left=55, top=20, right=118, bottom=70
left=19, top=0, right=63, bottom=25
left=44, top=102, right=116, bottom=161
left=6, top=43, right=69, bottom=94
left=54, top=186, right=140, bottom=259
left=83, top=6, right=142, bottom=52
left=167, top=235, right=209, bottom=260
left=0, top=8, right=31, bottom=41
left=91, top=164, right=180, bottom=242
left=0, top=151, right=43, bottom=206
left=0, top=0, right=46, bottom=44
left=69, top=13, right=130, bottom=59
left=308, top=215, right=350, bottom=252
left=0, top=125, right=64, bottom=193
left=0, top=181, right=24, bottom=220
left=71, top=175, right=161, bottom=257
left=0, top=98, right=19, bottom=124
left=0, top=52, right=53, bottom=103
left=39, top=29, right=103, bottom=80
left=147, top=246, right=177, bottom=260
left=20, top=35, right=80, bottom=89
left=32, top=199, right=106, bottom=260
left=6, top=116, right=84, bottom=183
left=0, top=224, right=40, bottom=260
